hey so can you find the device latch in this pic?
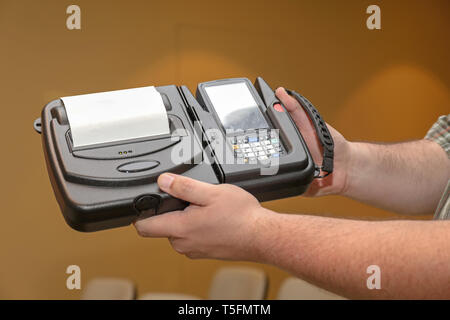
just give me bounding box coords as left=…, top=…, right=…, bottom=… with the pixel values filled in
left=34, top=118, right=42, bottom=134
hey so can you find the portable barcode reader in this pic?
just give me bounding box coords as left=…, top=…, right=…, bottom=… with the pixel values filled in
left=34, top=77, right=334, bottom=232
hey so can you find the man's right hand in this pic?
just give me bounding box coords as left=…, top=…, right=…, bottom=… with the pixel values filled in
left=276, top=87, right=352, bottom=197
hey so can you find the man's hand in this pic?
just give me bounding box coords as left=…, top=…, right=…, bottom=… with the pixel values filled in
left=275, top=87, right=352, bottom=197
left=134, top=173, right=271, bottom=260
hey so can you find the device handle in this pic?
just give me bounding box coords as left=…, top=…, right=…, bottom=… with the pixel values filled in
left=284, top=89, right=334, bottom=177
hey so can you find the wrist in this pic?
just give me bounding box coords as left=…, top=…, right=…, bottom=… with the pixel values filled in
left=341, top=141, right=370, bottom=198
left=247, top=207, right=279, bottom=263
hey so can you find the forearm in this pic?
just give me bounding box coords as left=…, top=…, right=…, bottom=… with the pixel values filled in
left=343, top=139, right=450, bottom=214
left=253, top=209, right=450, bottom=299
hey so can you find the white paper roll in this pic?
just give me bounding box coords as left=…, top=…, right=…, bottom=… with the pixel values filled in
left=61, top=86, right=170, bottom=148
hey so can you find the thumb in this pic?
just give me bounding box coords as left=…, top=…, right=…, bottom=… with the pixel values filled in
left=158, top=173, right=217, bottom=206
left=275, top=87, right=313, bottom=130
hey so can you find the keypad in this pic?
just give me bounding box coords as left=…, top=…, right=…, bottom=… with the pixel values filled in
left=229, top=130, right=284, bottom=163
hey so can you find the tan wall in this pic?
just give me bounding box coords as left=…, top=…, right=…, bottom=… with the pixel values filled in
left=0, top=0, right=448, bottom=299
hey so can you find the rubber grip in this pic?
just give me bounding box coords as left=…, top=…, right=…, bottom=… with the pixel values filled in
left=285, top=89, right=334, bottom=175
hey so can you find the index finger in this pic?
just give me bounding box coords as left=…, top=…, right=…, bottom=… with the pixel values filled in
left=134, top=210, right=184, bottom=238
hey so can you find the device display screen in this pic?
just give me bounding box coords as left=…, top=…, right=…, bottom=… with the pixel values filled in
left=205, top=82, right=269, bottom=132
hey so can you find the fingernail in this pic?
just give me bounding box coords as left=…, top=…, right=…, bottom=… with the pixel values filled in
left=158, top=173, right=175, bottom=190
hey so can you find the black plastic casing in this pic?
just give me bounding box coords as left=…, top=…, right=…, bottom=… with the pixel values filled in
left=194, top=78, right=315, bottom=200
left=38, top=78, right=315, bottom=232
left=40, top=85, right=220, bottom=232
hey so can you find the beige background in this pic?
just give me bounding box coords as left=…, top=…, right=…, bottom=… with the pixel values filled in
left=0, top=0, right=449, bottom=299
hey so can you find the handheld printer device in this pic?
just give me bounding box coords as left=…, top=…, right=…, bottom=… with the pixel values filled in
left=34, top=77, right=334, bottom=232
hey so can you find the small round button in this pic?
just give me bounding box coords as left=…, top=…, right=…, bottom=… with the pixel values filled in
left=117, top=160, right=159, bottom=173
left=134, top=195, right=160, bottom=212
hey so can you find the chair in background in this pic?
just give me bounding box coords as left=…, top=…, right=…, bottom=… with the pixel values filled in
left=208, top=266, right=267, bottom=300
left=277, top=277, right=346, bottom=300
left=139, top=293, right=201, bottom=300
left=81, top=277, right=136, bottom=300
left=139, top=266, right=268, bottom=300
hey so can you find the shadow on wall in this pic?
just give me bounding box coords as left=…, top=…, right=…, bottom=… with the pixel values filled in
left=335, top=64, right=450, bottom=142
left=126, top=49, right=253, bottom=90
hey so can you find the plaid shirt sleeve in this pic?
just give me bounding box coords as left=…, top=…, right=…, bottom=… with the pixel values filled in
left=425, top=115, right=450, bottom=220
left=425, top=114, right=450, bottom=157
